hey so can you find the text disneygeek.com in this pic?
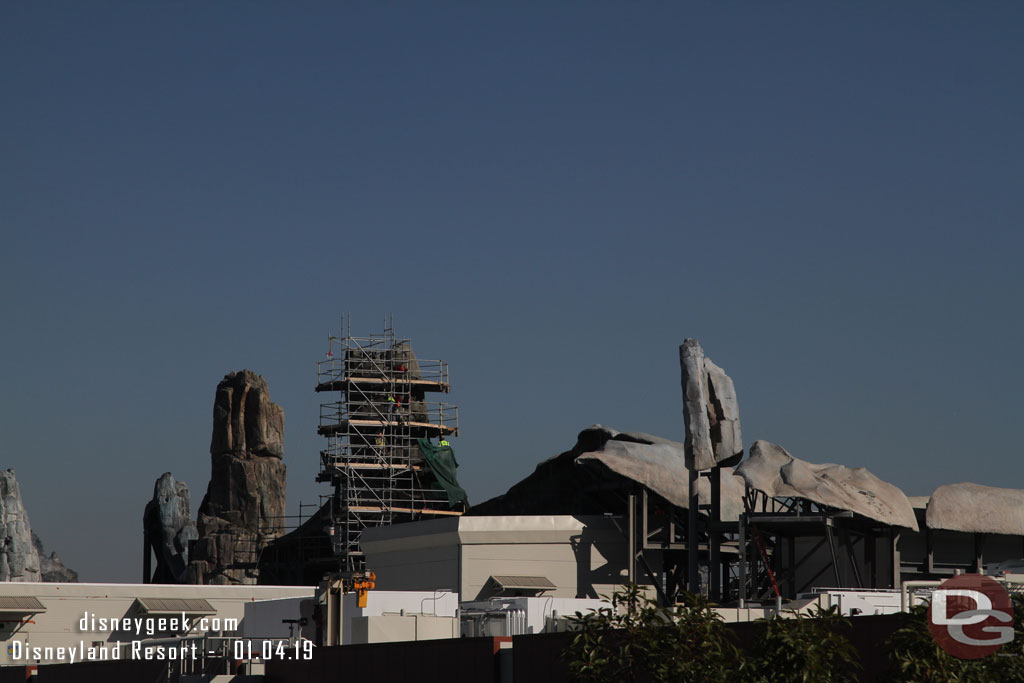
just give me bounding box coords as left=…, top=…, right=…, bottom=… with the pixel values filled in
left=8, top=612, right=313, bottom=663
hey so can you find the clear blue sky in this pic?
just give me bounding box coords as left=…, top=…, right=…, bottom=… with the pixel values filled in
left=2, top=3, right=1021, bottom=582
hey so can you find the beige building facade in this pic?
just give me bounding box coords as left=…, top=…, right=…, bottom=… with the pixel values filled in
left=0, top=582, right=314, bottom=666
left=361, top=515, right=636, bottom=601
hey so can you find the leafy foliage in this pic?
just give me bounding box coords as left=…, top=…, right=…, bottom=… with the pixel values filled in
left=566, top=585, right=863, bottom=683
left=567, top=584, right=1024, bottom=682
left=886, top=593, right=1024, bottom=682
left=565, top=583, right=739, bottom=683
left=743, top=605, right=859, bottom=683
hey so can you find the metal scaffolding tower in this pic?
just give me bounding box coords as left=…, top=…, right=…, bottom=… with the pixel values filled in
left=316, top=315, right=463, bottom=573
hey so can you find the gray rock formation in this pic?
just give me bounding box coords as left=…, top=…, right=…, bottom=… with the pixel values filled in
left=679, top=339, right=743, bottom=470
left=470, top=425, right=747, bottom=521
left=210, top=369, right=284, bottom=459
left=926, top=483, right=1024, bottom=536
left=32, top=531, right=78, bottom=583
left=144, top=473, right=198, bottom=583
left=190, top=370, right=286, bottom=585
left=734, top=440, right=919, bottom=530
left=0, top=470, right=40, bottom=582
left=573, top=426, right=748, bottom=521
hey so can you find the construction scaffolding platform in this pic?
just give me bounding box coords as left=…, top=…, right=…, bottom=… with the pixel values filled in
left=316, top=315, right=464, bottom=573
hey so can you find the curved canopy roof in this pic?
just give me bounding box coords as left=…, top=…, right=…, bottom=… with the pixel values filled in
left=575, top=425, right=747, bottom=521
left=734, top=440, right=919, bottom=530
left=926, top=483, right=1024, bottom=535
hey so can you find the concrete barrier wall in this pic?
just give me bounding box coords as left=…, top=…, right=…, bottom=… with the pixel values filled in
left=266, top=636, right=501, bottom=683
left=34, top=659, right=168, bottom=683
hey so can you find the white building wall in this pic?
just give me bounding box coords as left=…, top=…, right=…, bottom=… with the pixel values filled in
left=242, top=596, right=317, bottom=640
left=338, top=591, right=459, bottom=645
left=361, top=515, right=634, bottom=601
left=461, top=596, right=606, bottom=635
left=0, top=582, right=314, bottom=666
left=363, top=545, right=459, bottom=594
left=461, top=543, right=581, bottom=601
left=348, top=615, right=458, bottom=644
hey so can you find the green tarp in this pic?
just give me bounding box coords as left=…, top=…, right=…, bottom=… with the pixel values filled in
left=417, top=438, right=468, bottom=508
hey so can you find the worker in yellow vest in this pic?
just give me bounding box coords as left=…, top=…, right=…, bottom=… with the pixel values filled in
left=389, top=394, right=408, bottom=422
left=440, top=438, right=450, bottom=448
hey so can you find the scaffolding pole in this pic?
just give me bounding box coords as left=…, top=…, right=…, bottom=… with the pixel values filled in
left=316, top=316, right=462, bottom=573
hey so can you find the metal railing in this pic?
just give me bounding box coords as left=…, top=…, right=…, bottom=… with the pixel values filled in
left=317, top=355, right=450, bottom=388
left=318, top=400, right=458, bottom=432
left=313, top=317, right=463, bottom=574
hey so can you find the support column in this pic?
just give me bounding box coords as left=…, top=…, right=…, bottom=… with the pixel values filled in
left=688, top=468, right=699, bottom=594
left=628, top=492, right=637, bottom=584
left=973, top=533, right=986, bottom=574
left=891, top=528, right=902, bottom=590
left=142, top=530, right=151, bottom=584
left=825, top=523, right=842, bottom=587
left=866, top=531, right=877, bottom=589
left=710, top=467, right=721, bottom=601
left=787, top=535, right=797, bottom=598
left=841, top=528, right=863, bottom=588
left=738, top=513, right=747, bottom=606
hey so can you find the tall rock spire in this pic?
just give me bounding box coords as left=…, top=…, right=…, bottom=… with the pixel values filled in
left=679, top=339, right=743, bottom=470
left=189, top=370, right=287, bottom=584
left=0, top=470, right=41, bottom=582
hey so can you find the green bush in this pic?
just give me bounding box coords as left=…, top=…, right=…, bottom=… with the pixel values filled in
left=743, top=605, right=858, bottom=683
left=566, top=585, right=859, bottom=683
left=567, top=584, right=1024, bottom=682
left=886, top=593, right=1024, bottom=683
left=565, top=583, right=739, bottom=683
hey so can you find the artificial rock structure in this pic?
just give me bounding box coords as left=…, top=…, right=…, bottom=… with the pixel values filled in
left=474, top=337, right=1006, bottom=605
left=0, top=469, right=77, bottom=583
left=314, top=323, right=464, bottom=573
left=679, top=339, right=743, bottom=470
left=470, top=425, right=746, bottom=521
left=143, top=472, right=198, bottom=583
left=189, top=370, right=287, bottom=585
left=33, top=532, right=78, bottom=583
left=735, top=440, right=918, bottom=530
left=142, top=334, right=1023, bottom=600
left=0, top=470, right=41, bottom=582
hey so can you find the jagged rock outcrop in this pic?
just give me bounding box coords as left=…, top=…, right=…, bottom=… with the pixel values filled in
left=679, top=339, right=743, bottom=470
left=0, top=470, right=41, bottom=582
left=209, top=369, right=285, bottom=459
left=470, top=425, right=747, bottom=521
left=927, top=483, right=1024, bottom=536
left=143, top=473, right=198, bottom=583
left=735, top=440, right=919, bottom=530
left=32, top=531, right=78, bottom=583
left=189, top=370, right=286, bottom=585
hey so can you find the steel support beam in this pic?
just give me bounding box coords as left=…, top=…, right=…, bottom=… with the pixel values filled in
left=709, top=467, right=721, bottom=601
left=687, top=468, right=699, bottom=593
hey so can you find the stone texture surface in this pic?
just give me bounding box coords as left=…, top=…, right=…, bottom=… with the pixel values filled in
left=574, top=426, right=748, bottom=521
left=32, top=531, right=78, bottom=583
left=0, top=470, right=41, bottom=582
left=470, top=425, right=747, bottom=522
left=926, top=483, right=1024, bottom=535
left=144, top=472, right=198, bottom=583
left=735, top=440, right=919, bottom=530
left=189, top=370, right=287, bottom=585
left=679, top=339, right=743, bottom=470
left=704, top=358, right=743, bottom=465
left=210, top=369, right=284, bottom=459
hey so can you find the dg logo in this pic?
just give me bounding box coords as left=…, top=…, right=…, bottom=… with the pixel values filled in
left=927, top=573, right=1015, bottom=659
